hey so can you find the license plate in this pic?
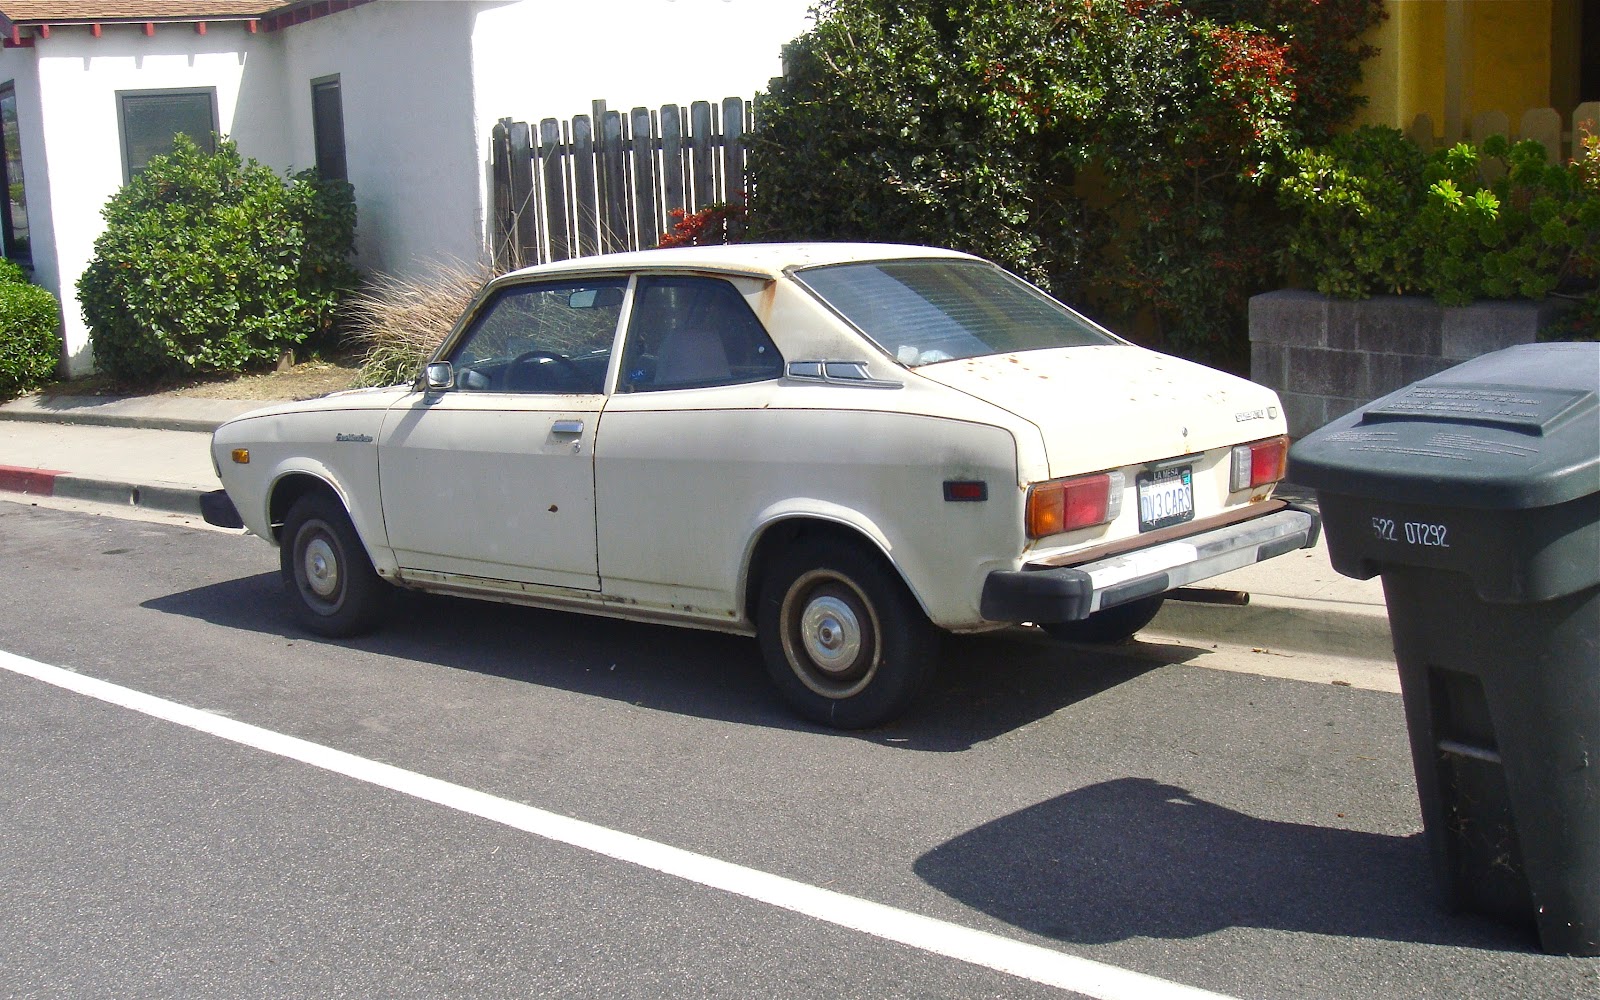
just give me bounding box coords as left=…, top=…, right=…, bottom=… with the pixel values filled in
left=1137, top=465, right=1194, bottom=532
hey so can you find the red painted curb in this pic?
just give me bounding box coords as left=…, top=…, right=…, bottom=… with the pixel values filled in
left=0, top=464, right=65, bottom=496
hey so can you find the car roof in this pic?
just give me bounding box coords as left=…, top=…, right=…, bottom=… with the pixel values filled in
left=497, top=243, right=981, bottom=282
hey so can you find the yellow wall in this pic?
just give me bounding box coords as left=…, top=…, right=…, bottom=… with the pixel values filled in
left=1353, top=0, right=1567, bottom=140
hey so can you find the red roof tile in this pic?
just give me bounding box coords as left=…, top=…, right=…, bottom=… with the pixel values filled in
left=0, top=2, right=286, bottom=22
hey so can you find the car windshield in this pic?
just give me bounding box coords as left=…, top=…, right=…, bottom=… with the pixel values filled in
left=793, top=259, right=1117, bottom=367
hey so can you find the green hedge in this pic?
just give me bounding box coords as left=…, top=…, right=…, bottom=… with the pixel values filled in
left=78, top=134, right=357, bottom=383
left=0, top=263, right=62, bottom=401
left=747, top=0, right=1385, bottom=369
left=1279, top=127, right=1600, bottom=311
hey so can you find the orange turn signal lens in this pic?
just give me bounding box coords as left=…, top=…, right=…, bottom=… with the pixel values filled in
left=1027, top=472, right=1121, bottom=538
left=230, top=449, right=250, bottom=465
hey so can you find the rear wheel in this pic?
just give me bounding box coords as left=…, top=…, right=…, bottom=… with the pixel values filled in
left=280, top=492, right=389, bottom=637
left=1042, top=595, right=1165, bottom=644
left=757, top=539, right=937, bottom=729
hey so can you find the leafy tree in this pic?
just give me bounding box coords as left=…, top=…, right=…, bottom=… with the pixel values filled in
left=78, top=135, right=357, bottom=382
left=748, top=0, right=1383, bottom=368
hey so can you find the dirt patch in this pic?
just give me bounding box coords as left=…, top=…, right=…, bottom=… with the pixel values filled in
left=41, top=353, right=366, bottom=403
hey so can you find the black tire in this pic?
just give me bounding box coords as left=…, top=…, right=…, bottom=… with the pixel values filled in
left=757, top=538, right=938, bottom=729
left=279, top=492, right=389, bottom=638
left=1041, top=595, right=1165, bottom=644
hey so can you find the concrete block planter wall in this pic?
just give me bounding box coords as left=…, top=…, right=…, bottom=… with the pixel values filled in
left=1248, top=290, right=1569, bottom=437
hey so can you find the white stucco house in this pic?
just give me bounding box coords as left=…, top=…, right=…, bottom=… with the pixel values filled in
left=0, top=0, right=813, bottom=375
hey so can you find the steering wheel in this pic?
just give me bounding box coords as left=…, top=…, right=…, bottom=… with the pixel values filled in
left=506, top=349, right=583, bottom=390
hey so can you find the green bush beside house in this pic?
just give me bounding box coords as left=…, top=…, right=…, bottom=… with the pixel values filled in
left=0, top=259, right=63, bottom=401
left=77, top=135, right=359, bottom=384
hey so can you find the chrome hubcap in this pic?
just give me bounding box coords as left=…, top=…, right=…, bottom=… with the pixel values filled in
left=800, top=595, right=862, bottom=675
left=303, top=535, right=340, bottom=600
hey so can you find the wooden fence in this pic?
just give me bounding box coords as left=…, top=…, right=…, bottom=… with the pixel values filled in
left=491, top=97, right=752, bottom=271
left=1405, top=101, right=1600, bottom=161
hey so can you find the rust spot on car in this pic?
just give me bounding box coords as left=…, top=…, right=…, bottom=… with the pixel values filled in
left=548, top=504, right=559, bottom=512
left=756, top=279, right=779, bottom=320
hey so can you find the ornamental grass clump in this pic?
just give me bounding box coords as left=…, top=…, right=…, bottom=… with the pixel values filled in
left=343, top=260, right=493, bottom=387
left=77, top=135, right=357, bottom=383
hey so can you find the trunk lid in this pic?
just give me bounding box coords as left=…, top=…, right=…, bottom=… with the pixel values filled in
left=915, top=345, right=1285, bottom=478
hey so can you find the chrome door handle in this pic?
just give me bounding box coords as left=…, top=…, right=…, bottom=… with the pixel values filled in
left=551, top=419, right=584, bottom=435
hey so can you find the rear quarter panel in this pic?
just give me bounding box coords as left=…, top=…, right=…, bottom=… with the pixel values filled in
left=595, top=378, right=1034, bottom=630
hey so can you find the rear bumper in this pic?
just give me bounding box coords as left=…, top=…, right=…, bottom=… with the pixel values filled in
left=200, top=489, right=245, bottom=529
left=980, top=504, right=1320, bottom=624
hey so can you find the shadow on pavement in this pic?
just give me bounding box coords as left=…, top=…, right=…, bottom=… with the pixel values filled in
left=914, top=776, right=1535, bottom=952
left=143, top=574, right=1186, bottom=752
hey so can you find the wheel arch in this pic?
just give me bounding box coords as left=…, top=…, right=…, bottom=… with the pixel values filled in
left=264, top=468, right=397, bottom=577
left=739, top=512, right=931, bottom=628
left=267, top=472, right=340, bottom=544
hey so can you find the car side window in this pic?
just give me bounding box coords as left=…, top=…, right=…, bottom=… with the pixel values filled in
left=619, top=276, right=783, bottom=392
left=449, top=279, right=626, bottom=394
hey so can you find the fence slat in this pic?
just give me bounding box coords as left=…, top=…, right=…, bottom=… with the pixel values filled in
left=722, top=96, right=747, bottom=239
left=1470, top=110, right=1510, bottom=144
left=491, top=119, right=513, bottom=269
left=508, top=120, right=538, bottom=271
left=539, top=119, right=571, bottom=262
left=1575, top=102, right=1600, bottom=143
left=689, top=100, right=715, bottom=212
left=660, top=103, right=686, bottom=227
left=1519, top=107, right=1562, bottom=164
left=572, top=114, right=599, bottom=259
left=630, top=107, right=659, bottom=248
left=599, top=109, right=629, bottom=253
left=491, top=94, right=753, bottom=266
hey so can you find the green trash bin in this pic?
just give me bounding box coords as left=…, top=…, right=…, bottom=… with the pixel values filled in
left=1289, top=342, right=1600, bottom=955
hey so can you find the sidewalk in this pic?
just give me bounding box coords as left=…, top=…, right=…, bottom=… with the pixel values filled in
left=0, top=391, right=1395, bottom=679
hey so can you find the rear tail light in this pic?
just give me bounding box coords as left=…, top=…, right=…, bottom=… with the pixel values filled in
left=1027, top=471, right=1124, bottom=538
left=1230, top=436, right=1288, bottom=491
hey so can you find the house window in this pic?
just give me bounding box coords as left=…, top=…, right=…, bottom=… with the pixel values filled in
left=118, top=88, right=217, bottom=181
left=311, top=75, right=347, bottom=181
left=0, top=82, right=30, bottom=266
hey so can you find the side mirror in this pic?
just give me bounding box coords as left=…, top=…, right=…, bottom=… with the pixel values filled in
left=424, top=362, right=454, bottom=391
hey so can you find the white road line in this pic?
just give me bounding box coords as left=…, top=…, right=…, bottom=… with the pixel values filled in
left=2, top=648, right=1238, bottom=1000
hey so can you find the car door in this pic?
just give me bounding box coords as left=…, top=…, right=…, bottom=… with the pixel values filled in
left=378, top=277, right=627, bottom=592
left=595, top=274, right=786, bottom=614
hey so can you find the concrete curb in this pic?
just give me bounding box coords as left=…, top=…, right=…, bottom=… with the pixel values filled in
left=1150, top=592, right=1391, bottom=663
left=53, top=476, right=210, bottom=516
left=0, top=395, right=262, bottom=434
left=0, top=465, right=209, bottom=516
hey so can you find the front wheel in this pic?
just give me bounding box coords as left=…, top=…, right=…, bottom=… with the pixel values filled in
left=757, top=539, right=937, bottom=729
left=1041, top=595, right=1165, bottom=644
left=280, top=492, right=389, bottom=638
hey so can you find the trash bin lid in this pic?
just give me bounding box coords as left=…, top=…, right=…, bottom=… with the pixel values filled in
left=1289, top=343, right=1599, bottom=510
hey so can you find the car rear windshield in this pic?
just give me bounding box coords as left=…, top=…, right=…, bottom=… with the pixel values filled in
left=793, top=259, right=1117, bottom=366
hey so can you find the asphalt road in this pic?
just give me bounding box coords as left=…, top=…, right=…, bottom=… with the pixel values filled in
left=2, top=499, right=1596, bottom=999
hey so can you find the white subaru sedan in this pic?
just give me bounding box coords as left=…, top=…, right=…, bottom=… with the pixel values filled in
left=204, top=244, right=1317, bottom=728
